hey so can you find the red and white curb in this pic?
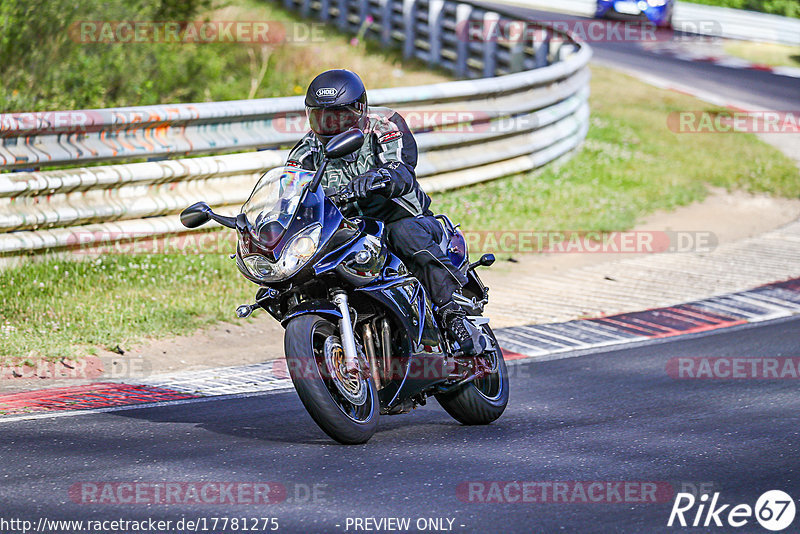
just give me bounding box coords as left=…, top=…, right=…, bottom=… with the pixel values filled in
left=139, top=360, right=293, bottom=396
left=1, top=277, right=797, bottom=422
left=496, top=277, right=800, bottom=361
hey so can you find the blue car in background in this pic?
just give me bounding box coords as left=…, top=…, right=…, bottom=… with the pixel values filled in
left=596, top=0, right=675, bottom=28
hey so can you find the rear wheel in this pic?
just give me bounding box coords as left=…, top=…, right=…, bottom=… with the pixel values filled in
left=436, top=325, right=509, bottom=425
left=284, top=314, right=379, bottom=444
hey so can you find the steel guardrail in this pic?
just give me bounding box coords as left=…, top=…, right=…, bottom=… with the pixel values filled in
left=0, top=0, right=591, bottom=260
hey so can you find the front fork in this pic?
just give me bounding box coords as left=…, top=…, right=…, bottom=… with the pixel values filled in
left=235, top=288, right=361, bottom=374
left=332, top=291, right=360, bottom=374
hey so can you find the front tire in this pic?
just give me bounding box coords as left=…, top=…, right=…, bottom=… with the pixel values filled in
left=284, top=314, right=379, bottom=444
left=436, top=326, right=509, bottom=425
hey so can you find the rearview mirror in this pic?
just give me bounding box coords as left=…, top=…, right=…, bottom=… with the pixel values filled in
left=180, top=202, right=211, bottom=228
left=324, top=128, right=365, bottom=159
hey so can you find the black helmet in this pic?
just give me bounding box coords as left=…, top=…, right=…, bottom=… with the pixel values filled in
left=305, top=69, right=368, bottom=143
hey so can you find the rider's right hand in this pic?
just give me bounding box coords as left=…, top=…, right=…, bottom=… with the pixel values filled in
left=345, top=169, right=384, bottom=200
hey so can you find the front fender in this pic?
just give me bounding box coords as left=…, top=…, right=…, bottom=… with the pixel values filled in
left=280, top=300, right=343, bottom=327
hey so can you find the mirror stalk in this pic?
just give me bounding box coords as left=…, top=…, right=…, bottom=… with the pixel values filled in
left=209, top=212, right=237, bottom=229
left=309, top=160, right=329, bottom=193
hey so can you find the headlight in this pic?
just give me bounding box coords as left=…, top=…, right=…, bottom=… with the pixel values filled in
left=647, top=0, right=666, bottom=6
left=240, top=224, right=322, bottom=282
left=242, top=254, right=278, bottom=279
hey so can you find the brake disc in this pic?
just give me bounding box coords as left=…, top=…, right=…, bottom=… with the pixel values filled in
left=323, top=336, right=368, bottom=406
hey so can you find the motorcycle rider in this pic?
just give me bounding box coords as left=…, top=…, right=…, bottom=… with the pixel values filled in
left=285, top=69, right=485, bottom=356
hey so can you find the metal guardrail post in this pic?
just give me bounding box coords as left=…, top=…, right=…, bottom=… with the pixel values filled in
left=379, top=0, right=393, bottom=47
left=454, top=3, right=473, bottom=78
left=319, top=0, right=331, bottom=21
left=401, top=0, right=417, bottom=59
left=534, top=30, right=551, bottom=68
left=428, top=0, right=446, bottom=68
left=337, top=0, right=349, bottom=29
left=482, top=11, right=500, bottom=78
left=358, top=0, right=370, bottom=30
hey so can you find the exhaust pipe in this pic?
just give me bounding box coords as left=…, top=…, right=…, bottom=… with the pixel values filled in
left=362, top=323, right=382, bottom=389
left=380, top=318, right=392, bottom=383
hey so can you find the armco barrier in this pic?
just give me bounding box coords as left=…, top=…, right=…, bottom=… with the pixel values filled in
left=0, top=0, right=591, bottom=260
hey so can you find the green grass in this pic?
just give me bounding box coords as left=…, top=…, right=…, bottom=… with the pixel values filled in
left=433, top=65, right=800, bottom=233
left=2, top=35, right=800, bottom=364
left=0, top=0, right=448, bottom=364
left=0, top=253, right=249, bottom=362
left=680, top=0, right=800, bottom=18
left=0, top=0, right=447, bottom=113
left=723, top=40, right=800, bottom=68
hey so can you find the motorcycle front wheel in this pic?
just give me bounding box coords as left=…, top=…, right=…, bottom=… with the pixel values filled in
left=435, top=325, right=509, bottom=425
left=284, top=314, right=380, bottom=444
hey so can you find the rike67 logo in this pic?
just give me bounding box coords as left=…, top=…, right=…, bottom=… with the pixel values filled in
left=668, top=490, right=796, bottom=531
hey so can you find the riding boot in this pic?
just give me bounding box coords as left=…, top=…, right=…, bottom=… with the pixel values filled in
left=438, top=300, right=486, bottom=356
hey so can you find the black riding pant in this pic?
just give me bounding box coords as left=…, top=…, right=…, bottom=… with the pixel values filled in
left=385, top=214, right=468, bottom=307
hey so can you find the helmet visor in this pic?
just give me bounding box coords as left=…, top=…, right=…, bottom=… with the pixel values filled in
left=306, top=104, right=363, bottom=137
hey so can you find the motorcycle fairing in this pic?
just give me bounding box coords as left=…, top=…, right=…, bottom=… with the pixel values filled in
left=355, top=269, right=448, bottom=408
left=280, top=299, right=343, bottom=327
left=434, top=214, right=468, bottom=273
left=313, top=218, right=387, bottom=286
left=238, top=179, right=342, bottom=264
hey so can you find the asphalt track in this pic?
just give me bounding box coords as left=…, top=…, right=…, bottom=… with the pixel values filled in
left=1, top=315, right=798, bottom=533
left=477, top=3, right=800, bottom=111
left=3, top=8, right=799, bottom=533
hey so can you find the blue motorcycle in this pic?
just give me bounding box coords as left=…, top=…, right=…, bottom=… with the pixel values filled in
left=180, top=129, right=508, bottom=444
left=595, top=0, right=675, bottom=28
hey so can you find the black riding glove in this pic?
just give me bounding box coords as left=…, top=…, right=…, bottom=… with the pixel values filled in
left=346, top=169, right=388, bottom=199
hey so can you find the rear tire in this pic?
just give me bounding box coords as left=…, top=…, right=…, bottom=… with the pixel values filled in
left=435, top=326, right=509, bottom=425
left=284, top=314, right=379, bottom=444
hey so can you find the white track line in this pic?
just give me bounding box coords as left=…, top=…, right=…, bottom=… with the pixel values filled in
left=2, top=282, right=798, bottom=423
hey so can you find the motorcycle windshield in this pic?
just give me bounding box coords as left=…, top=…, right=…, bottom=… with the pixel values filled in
left=241, top=166, right=318, bottom=248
